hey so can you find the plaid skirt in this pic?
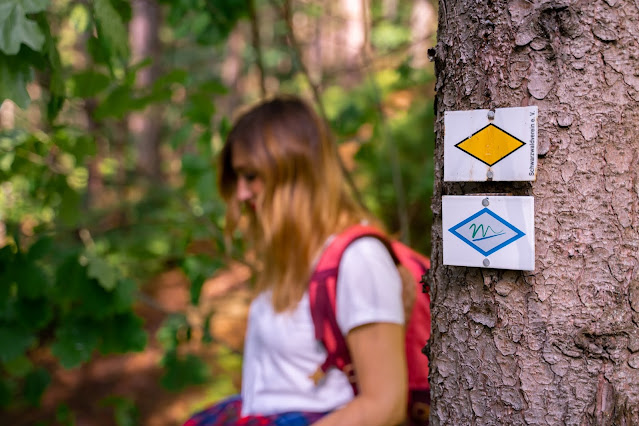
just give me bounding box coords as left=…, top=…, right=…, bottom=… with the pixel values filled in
left=184, top=395, right=328, bottom=426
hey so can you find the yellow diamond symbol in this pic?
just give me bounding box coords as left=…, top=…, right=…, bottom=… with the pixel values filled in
left=455, top=124, right=525, bottom=166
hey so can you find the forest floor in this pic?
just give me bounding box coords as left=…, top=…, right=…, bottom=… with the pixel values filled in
left=5, top=266, right=252, bottom=426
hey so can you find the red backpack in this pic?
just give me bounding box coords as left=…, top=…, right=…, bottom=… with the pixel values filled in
left=308, top=224, right=431, bottom=425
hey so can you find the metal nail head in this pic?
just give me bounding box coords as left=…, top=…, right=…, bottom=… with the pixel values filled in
left=482, top=197, right=489, bottom=207
left=486, top=170, right=494, bottom=180
left=487, top=110, right=495, bottom=120
left=483, top=258, right=490, bottom=267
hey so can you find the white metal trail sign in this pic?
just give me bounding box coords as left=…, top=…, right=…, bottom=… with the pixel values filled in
left=444, top=106, right=538, bottom=182
left=442, top=195, right=535, bottom=271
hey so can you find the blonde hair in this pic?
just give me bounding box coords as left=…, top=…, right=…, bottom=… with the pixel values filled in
left=219, top=95, right=374, bottom=311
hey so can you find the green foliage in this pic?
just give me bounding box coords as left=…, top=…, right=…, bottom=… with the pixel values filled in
left=0, top=52, right=34, bottom=109
left=156, top=313, right=211, bottom=391
left=160, top=349, right=211, bottom=391
left=371, top=21, right=411, bottom=52
left=100, top=395, right=138, bottom=426
left=0, top=326, right=36, bottom=363
left=69, top=70, right=111, bottom=98
left=156, top=313, right=191, bottom=351
left=56, top=404, right=77, bottom=426
left=23, top=367, right=50, bottom=406
left=1, top=0, right=436, bottom=420
left=93, top=0, right=129, bottom=66
left=182, top=254, right=223, bottom=305
left=161, top=0, right=248, bottom=45
left=325, top=65, right=436, bottom=252
left=0, top=1, right=63, bottom=111
left=0, top=0, right=48, bottom=55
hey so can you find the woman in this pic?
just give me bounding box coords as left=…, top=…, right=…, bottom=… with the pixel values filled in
left=186, top=95, right=407, bottom=425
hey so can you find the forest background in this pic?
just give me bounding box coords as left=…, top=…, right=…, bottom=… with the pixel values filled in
left=0, top=0, right=437, bottom=424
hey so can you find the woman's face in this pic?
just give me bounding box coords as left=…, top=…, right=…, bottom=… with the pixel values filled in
left=231, top=147, right=264, bottom=212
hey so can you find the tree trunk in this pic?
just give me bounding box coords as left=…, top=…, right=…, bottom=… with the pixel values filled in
left=337, top=0, right=367, bottom=84
left=430, top=0, right=639, bottom=424
left=410, top=0, right=436, bottom=69
left=129, top=0, right=162, bottom=180
left=0, top=100, right=15, bottom=129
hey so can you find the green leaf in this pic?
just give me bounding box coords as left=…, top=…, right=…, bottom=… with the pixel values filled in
left=3, top=355, right=33, bottom=377
left=0, top=246, right=15, bottom=306
left=110, top=278, right=137, bottom=313
left=0, top=378, right=12, bottom=407
left=0, top=53, right=33, bottom=108
left=169, top=123, right=193, bottom=149
left=94, top=85, right=136, bottom=119
left=14, top=297, right=53, bottom=330
left=198, top=78, right=228, bottom=95
left=73, top=277, right=136, bottom=319
left=156, top=313, right=190, bottom=351
left=0, top=150, right=14, bottom=172
left=160, top=349, right=210, bottom=391
left=0, top=325, right=35, bottom=362
left=13, top=257, right=49, bottom=299
left=0, top=0, right=47, bottom=55
left=86, top=253, right=118, bottom=291
left=55, top=254, right=88, bottom=303
left=189, top=275, right=205, bottom=306
left=23, top=367, right=50, bottom=406
left=69, top=3, right=90, bottom=32
left=181, top=153, right=209, bottom=174
left=195, top=169, right=216, bottom=203
left=58, top=185, right=81, bottom=226
left=93, top=0, right=129, bottom=63
left=182, top=254, right=221, bottom=305
left=98, top=313, right=147, bottom=354
left=56, top=403, right=76, bottom=426
left=100, top=396, right=138, bottom=426
left=153, top=69, right=188, bottom=88
left=86, top=36, right=109, bottom=65
left=33, top=10, right=65, bottom=121
left=371, top=21, right=410, bottom=52
left=51, top=318, right=100, bottom=368
left=201, top=313, right=213, bottom=344
left=70, top=70, right=110, bottom=98
left=16, top=0, right=49, bottom=14
left=184, top=92, right=216, bottom=125
left=54, top=130, right=96, bottom=163
left=28, top=236, right=52, bottom=261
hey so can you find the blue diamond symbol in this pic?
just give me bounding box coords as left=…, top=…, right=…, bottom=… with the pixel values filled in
left=448, top=208, right=525, bottom=256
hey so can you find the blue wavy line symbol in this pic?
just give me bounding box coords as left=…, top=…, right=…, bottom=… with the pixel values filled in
left=448, top=208, right=525, bottom=256
left=469, top=224, right=505, bottom=241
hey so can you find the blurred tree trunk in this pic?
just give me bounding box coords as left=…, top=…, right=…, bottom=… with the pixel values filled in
left=430, top=0, right=639, bottom=424
left=129, top=0, right=162, bottom=181
left=0, top=101, right=15, bottom=129
left=338, top=0, right=367, bottom=84
left=382, top=0, right=398, bottom=20
left=84, top=99, right=105, bottom=209
left=306, top=1, right=323, bottom=83
left=410, top=0, right=436, bottom=68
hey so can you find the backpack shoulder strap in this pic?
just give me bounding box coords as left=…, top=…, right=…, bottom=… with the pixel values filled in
left=308, top=224, right=391, bottom=393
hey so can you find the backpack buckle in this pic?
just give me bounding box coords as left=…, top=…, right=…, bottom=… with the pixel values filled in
left=309, top=366, right=326, bottom=386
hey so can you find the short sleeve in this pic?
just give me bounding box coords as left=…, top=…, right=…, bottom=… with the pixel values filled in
left=335, top=237, right=404, bottom=335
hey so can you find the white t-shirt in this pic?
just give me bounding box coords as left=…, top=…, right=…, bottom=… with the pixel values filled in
left=240, top=237, right=404, bottom=416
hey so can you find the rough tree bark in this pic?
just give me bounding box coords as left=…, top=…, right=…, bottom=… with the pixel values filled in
left=430, top=0, right=639, bottom=424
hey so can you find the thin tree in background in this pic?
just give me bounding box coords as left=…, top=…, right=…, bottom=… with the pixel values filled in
left=130, top=0, right=163, bottom=180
